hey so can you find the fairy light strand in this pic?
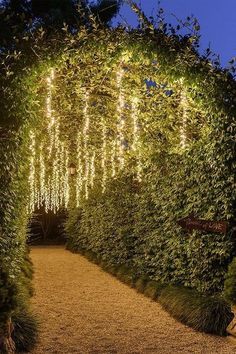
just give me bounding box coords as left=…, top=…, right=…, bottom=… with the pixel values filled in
left=83, top=90, right=90, bottom=200
left=64, top=148, right=70, bottom=208
left=101, top=118, right=107, bottom=193
left=76, top=132, right=83, bottom=207
left=116, top=67, right=125, bottom=170
left=131, top=97, right=142, bottom=182
left=111, top=140, right=117, bottom=178
left=90, top=150, right=96, bottom=189
left=28, top=131, right=36, bottom=213
left=46, top=68, right=55, bottom=157
left=180, top=82, right=188, bottom=149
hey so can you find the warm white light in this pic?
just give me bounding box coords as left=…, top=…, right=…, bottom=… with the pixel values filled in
left=111, top=140, right=117, bottom=178
left=39, top=144, right=45, bottom=207
left=28, top=131, right=36, bottom=213
left=76, top=132, right=83, bottom=207
left=90, top=150, right=96, bottom=189
left=131, top=97, right=142, bottom=182
left=64, top=148, right=70, bottom=208
left=83, top=90, right=90, bottom=200
left=180, top=80, right=187, bottom=149
left=117, top=67, right=125, bottom=170
left=101, top=118, right=107, bottom=193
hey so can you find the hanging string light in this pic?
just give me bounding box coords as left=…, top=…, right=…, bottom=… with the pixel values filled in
left=28, top=131, right=36, bottom=213
left=131, top=97, right=142, bottom=182
left=101, top=118, right=107, bottom=193
left=39, top=144, right=45, bottom=207
left=111, top=140, right=117, bottom=178
left=46, top=68, right=55, bottom=128
left=132, top=97, right=139, bottom=151
left=180, top=81, right=188, bottom=149
left=64, top=147, right=70, bottom=208
left=51, top=146, right=60, bottom=213
left=46, top=68, right=56, bottom=157
left=76, top=132, right=83, bottom=207
left=116, top=67, right=125, bottom=170
left=45, top=177, right=51, bottom=213
left=83, top=90, right=90, bottom=200
left=90, top=150, right=96, bottom=189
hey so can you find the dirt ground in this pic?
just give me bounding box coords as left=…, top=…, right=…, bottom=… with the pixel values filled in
left=29, top=246, right=236, bottom=354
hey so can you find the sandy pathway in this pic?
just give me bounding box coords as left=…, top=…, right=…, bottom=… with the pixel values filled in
left=29, top=246, right=235, bottom=354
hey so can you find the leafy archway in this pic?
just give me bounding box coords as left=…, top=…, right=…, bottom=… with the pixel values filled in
left=1, top=19, right=236, bottom=351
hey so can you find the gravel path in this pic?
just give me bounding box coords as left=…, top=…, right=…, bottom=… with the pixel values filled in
left=30, top=246, right=235, bottom=354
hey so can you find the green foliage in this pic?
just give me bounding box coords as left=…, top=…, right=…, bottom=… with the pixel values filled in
left=12, top=309, right=38, bottom=352
left=223, top=257, right=236, bottom=304
left=0, top=0, right=121, bottom=46
left=159, top=286, right=234, bottom=336
left=0, top=264, right=18, bottom=325
left=135, top=277, right=149, bottom=293
left=143, top=281, right=165, bottom=300
left=66, top=164, right=234, bottom=293
left=74, top=248, right=233, bottom=335
left=1, top=3, right=236, bottom=346
left=116, top=265, right=137, bottom=287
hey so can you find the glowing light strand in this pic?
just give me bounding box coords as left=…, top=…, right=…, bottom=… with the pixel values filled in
left=116, top=68, right=125, bottom=170
left=76, top=132, right=83, bottom=207
left=46, top=68, right=55, bottom=156
left=83, top=91, right=90, bottom=200
left=39, top=145, right=45, bottom=208
left=131, top=97, right=142, bottom=182
left=28, top=131, right=36, bottom=213
left=90, top=149, right=96, bottom=189
left=111, top=140, right=117, bottom=178
left=101, top=118, right=107, bottom=193
left=180, top=83, right=188, bottom=149
left=64, top=147, right=70, bottom=208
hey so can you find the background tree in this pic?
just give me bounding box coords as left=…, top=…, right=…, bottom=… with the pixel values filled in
left=0, top=0, right=122, bottom=47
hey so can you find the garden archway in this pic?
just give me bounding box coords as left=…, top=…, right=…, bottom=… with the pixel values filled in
left=1, top=25, right=236, bottom=351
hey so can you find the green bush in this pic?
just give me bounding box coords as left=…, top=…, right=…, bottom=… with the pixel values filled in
left=223, top=257, right=236, bottom=304
left=159, top=285, right=234, bottom=336
left=66, top=170, right=234, bottom=294
left=143, top=281, right=165, bottom=300
left=0, top=265, right=18, bottom=325
left=116, top=265, right=137, bottom=287
left=18, top=249, right=35, bottom=299
left=135, top=277, right=149, bottom=293
left=12, top=309, right=38, bottom=352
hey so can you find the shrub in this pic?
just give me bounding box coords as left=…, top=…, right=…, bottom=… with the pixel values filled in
left=223, top=257, right=236, bottom=304
left=12, top=309, right=38, bottom=352
left=143, top=281, right=165, bottom=300
left=159, top=285, right=234, bottom=336
left=18, top=249, right=35, bottom=299
left=135, top=277, right=149, bottom=293
left=0, top=264, right=18, bottom=325
left=116, top=265, right=137, bottom=287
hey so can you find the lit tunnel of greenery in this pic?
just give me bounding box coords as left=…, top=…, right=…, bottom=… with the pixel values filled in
left=1, top=19, right=236, bottom=350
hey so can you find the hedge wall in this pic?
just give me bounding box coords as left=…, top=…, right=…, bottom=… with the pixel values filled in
left=66, top=155, right=234, bottom=295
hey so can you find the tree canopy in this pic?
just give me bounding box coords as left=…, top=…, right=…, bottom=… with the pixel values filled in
left=0, top=0, right=122, bottom=47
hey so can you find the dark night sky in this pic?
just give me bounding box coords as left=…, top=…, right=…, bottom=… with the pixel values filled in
left=112, top=0, right=236, bottom=67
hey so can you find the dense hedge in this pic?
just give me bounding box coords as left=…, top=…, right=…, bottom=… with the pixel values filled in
left=224, top=257, right=236, bottom=304
left=68, top=247, right=233, bottom=335
left=66, top=165, right=234, bottom=295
